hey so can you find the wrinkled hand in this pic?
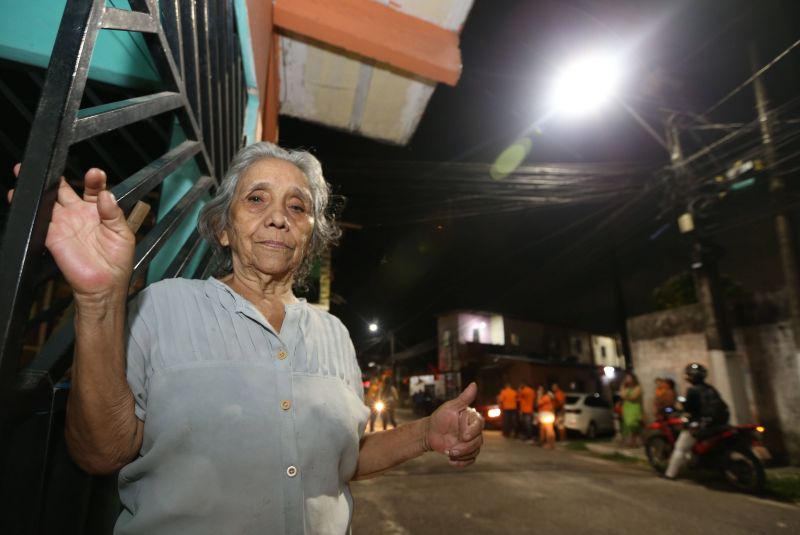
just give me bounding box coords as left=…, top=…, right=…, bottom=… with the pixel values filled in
left=9, top=164, right=135, bottom=299
left=425, top=382, right=484, bottom=467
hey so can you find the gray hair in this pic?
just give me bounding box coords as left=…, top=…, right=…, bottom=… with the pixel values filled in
left=197, top=142, right=340, bottom=286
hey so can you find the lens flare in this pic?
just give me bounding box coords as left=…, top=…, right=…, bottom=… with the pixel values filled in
left=491, top=137, right=533, bottom=179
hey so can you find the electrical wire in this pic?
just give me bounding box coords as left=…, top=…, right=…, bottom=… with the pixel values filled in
left=329, top=160, right=652, bottom=226
left=699, top=36, right=800, bottom=119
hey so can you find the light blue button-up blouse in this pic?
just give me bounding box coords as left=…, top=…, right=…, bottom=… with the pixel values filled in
left=114, top=278, right=369, bottom=534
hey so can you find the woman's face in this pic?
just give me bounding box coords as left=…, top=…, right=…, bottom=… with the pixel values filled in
left=220, top=158, right=314, bottom=281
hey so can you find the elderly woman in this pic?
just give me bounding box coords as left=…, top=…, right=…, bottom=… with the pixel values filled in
left=18, top=142, right=483, bottom=534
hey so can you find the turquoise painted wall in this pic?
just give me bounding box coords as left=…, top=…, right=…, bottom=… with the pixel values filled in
left=0, top=0, right=160, bottom=88
left=146, top=119, right=210, bottom=283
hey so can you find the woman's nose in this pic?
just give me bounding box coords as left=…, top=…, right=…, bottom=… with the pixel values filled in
left=265, top=205, right=288, bottom=228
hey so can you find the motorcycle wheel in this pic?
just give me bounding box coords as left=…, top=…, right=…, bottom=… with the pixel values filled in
left=645, top=435, right=673, bottom=474
left=721, top=449, right=765, bottom=493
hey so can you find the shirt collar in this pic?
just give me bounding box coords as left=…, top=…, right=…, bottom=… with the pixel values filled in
left=204, top=277, right=307, bottom=333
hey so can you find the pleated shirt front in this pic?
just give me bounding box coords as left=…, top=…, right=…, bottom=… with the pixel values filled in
left=114, top=277, right=369, bottom=535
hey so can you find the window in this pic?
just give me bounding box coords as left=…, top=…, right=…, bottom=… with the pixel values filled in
left=510, top=333, right=519, bottom=346
left=601, top=346, right=607, bottom=358
left=585, top=395, right=610, bottom=408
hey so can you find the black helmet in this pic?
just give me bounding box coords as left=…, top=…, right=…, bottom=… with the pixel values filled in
left=685, top=363, right=707, bottom=384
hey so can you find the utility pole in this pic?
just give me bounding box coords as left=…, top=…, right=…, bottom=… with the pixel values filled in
left=751, top=46, right=800, bottom=347
left=667, top=116, right=752, bottom=424
left=747, top=45, right=797, bottom=461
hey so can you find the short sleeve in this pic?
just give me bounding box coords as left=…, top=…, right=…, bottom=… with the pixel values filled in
left=336, top=318, right=364, bottom=402
left=126, top=289, right=154, bottom=421
left=348, top=338, right=364, bottom=402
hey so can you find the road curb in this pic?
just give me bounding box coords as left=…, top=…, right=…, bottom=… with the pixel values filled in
left=584, top=441, right=647, bottom=461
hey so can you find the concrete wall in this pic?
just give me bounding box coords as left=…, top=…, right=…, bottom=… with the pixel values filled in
left=735, top=321, right=800, bottom=461
left=628, top=301, right=800, bottom=463
left=629, top=331, right=710, bottom=422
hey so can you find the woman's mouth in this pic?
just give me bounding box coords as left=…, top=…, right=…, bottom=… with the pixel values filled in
left=258, top=240, right=291, bottom=250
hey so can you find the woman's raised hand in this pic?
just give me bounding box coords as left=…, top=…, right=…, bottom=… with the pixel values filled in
left=10, top=164, right=135, bottom=300
left=425, top=382, right=484, bottom=467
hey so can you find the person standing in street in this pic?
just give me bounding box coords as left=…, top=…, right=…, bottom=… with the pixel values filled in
left=619, top=372, right=643, bottom=447
left=381, top=381, right=400, bottom=430
left=366, top=379, right=382, bottom=433
left=552, top=383, right=567, bottom=442
left=537, top=386, right=556, bottom=449
left=497, top=382, right=518, bottom=438
left=517, top=381, right=535, bottom=441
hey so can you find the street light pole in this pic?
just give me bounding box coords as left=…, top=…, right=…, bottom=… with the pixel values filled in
left=619, top=100, right=670, bottom=152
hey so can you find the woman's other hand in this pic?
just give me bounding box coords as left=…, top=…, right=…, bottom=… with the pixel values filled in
left=9, top=164, right=135, bottom=299
left=425, top=382, right=484, bottom=467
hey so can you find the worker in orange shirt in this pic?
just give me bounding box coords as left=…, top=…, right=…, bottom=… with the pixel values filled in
left=552, top=382, right=567, bottom=442
left=537, top=386, right=556, bottom=449
left=517, top=381, right=535, bottom=441
left=497, top=382, right=518, bottom=438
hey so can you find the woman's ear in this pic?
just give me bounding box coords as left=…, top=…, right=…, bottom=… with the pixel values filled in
left=219, top=229, right=230, bottom=247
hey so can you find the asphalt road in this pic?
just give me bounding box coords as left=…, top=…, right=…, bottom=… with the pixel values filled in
left=350, top=426, right=799, bottom=535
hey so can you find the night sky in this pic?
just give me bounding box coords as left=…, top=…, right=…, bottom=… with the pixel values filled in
left=281, top=0, right=800, bottom=357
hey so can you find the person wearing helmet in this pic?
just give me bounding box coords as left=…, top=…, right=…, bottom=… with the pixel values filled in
left=665, top=363, right=730, bottom=479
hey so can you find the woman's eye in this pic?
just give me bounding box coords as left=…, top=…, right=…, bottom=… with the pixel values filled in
left=247, top=194, right=264, bottom=204
left=289, top=204, right=306, bottom=213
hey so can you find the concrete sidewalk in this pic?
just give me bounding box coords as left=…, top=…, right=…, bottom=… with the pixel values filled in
left=584, top=440, right=647, bottom=461
left=583, top=439, right=800, bottom=478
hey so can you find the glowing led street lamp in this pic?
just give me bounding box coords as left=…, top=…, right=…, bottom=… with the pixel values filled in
left=368, top=321, right=379, bottom=333
left=548, top=51, right=622, bottom=118
left=547, top=49, right=670, bottom=151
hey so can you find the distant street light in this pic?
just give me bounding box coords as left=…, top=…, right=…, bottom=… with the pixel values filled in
left=548, top=51, right=622, bottom=118
left=368, top=322, right=379, bottom=333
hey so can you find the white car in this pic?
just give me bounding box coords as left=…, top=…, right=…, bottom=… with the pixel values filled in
left=564, top=393, right=615, bottom=439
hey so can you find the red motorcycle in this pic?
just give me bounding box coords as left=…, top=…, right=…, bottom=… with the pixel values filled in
left=644, top=408, right=769, bottom=493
